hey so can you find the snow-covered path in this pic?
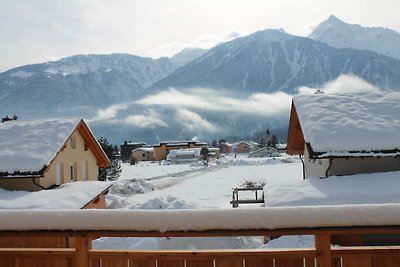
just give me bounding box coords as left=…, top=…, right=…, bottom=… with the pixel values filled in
left=109, top=155, right=302, bottom=209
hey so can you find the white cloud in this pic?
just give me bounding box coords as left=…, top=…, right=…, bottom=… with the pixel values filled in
left=174, top=109, right=220, bottom=133
left=88, top=74, right=383, bottom=134
left=138, top=88, right=291, bottom=116
left=122, top=110, right=167, bottom=129
left=89, top=103, right=130, bottom=122
left=298, top=74, right=380, bottom=95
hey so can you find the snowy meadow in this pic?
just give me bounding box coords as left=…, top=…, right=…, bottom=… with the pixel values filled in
left=94, top=154, right=304, bottom=249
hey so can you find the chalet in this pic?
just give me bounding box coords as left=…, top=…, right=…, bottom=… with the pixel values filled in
left=0, top=118, right=110, bottom=191
left=249, top=146, right=281, bottom=158
left=153, top=140, right=207, bottom=161
left=236, top=141, right=259, bottom=153
left=218, top=142, right=232, bottom=154
left=131, top=147, right=154, bottom=162
left=287, top=92, right=400, bottom=179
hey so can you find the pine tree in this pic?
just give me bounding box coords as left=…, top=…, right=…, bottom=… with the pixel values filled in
left=98, top=136, right=121, bottom=181
left=200, top=147, right=210, bottom=166
left=211, top=140, right=218, bottom=147
left=270, top=134, right=279, bottom=148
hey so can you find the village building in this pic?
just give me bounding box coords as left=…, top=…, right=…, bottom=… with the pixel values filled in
left=287, top=92, right=400, bottom=179
left=236, top=141, right=260, bottom=153
left=166, top=148, right=201, bottom=164
left=249, top=146, right=281, bottom=158
left=153, top=140, right=207, bottom=161
left=120, top=141, right=146, bottom=160
left=0, top=118, right=110, bottom=191
left=131, top=147, right=154, bottom=162
left=218, top=142, right=233, bottom=154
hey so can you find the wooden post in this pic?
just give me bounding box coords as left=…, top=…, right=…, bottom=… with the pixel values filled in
left=75, top=236, right=91, bottom=267
left=315, top=234, right=331, bottom=267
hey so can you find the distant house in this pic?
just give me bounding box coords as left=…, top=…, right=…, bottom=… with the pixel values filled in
left=120, top=141, right=146, bottom=160
left=287, top=92, right=400, bottom=179
left=166, top=148, right=201, bottom=164
left=236, top=141, right=259, bottom=153
left=132, top=147, right=154, bottom=162
left=218, top=142, right=232, bottom=154
left=249, top=146, right=281, bottom=158
left=153, top=140, right=207, bottom=161
left=0, top=118, right=110, bottom=191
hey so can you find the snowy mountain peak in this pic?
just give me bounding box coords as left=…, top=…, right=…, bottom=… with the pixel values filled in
left=310, top=16, right=400, bottom=60
left=326, top=15, right=344, bottom=24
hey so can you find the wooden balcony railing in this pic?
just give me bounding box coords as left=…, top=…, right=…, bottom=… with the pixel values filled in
left=1, top=206, right=400, bottom=267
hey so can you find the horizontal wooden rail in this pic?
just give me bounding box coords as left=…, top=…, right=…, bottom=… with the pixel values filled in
left=1, top=207, right=400, bottom=267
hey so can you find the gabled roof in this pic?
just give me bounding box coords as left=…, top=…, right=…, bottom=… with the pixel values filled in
left=287, top=92, right=400, bottom=158
left=0, top=118, right=110, bottom=176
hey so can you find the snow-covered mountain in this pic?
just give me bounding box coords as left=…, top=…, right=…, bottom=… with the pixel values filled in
left=0, top=54, right=175, bottom=117
left=171, top=48, right=208, bottom=68
left=149, top=28, right=400, bottom=93
left=310, top=15, right=400, bottom=60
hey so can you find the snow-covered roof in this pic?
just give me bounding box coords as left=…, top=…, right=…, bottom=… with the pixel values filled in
left=0, top=118, right=80, bottom=174
left=293, top=92, right=400, bottom=157
left=168, top=148, right=201, bottom=157
left=0, top=181, right=112, bottom=209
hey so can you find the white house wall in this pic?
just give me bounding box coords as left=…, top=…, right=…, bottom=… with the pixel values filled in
left=304, top=146, right=331, bottom=178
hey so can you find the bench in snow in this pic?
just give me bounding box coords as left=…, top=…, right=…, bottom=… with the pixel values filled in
left=230, top=186, right=265, bottom=208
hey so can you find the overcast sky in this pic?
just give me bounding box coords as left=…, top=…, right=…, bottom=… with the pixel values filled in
left=1, top=0, right=400, bottom=72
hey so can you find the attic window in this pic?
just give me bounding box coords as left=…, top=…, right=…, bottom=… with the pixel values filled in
left=70, top=137, right=76, bottom=149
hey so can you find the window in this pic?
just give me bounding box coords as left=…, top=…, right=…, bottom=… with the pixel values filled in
left=70, top=162, right=77, bottom=181
left=82, top=161, right=88, bottom=180
left=70, top=137, right=76, bottom=149
left=56, top=163, right=63, bottom=185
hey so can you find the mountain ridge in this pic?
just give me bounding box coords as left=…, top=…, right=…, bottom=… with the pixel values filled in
left=309, top=15, right=400, bottom=60
left=148, top=28, right=400, bottom=94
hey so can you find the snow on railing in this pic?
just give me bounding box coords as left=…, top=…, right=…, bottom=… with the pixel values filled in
left=1, top=203, right=400, bottom=232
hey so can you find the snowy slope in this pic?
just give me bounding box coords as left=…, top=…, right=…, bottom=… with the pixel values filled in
left=310, top=15, right=400, bottom=60
left=148, top=29, right=400, bottom=94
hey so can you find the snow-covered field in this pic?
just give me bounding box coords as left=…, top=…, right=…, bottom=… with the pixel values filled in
left=107, top=154, right=302, bottom=209
left=94, top=154, right=303, bottom=249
